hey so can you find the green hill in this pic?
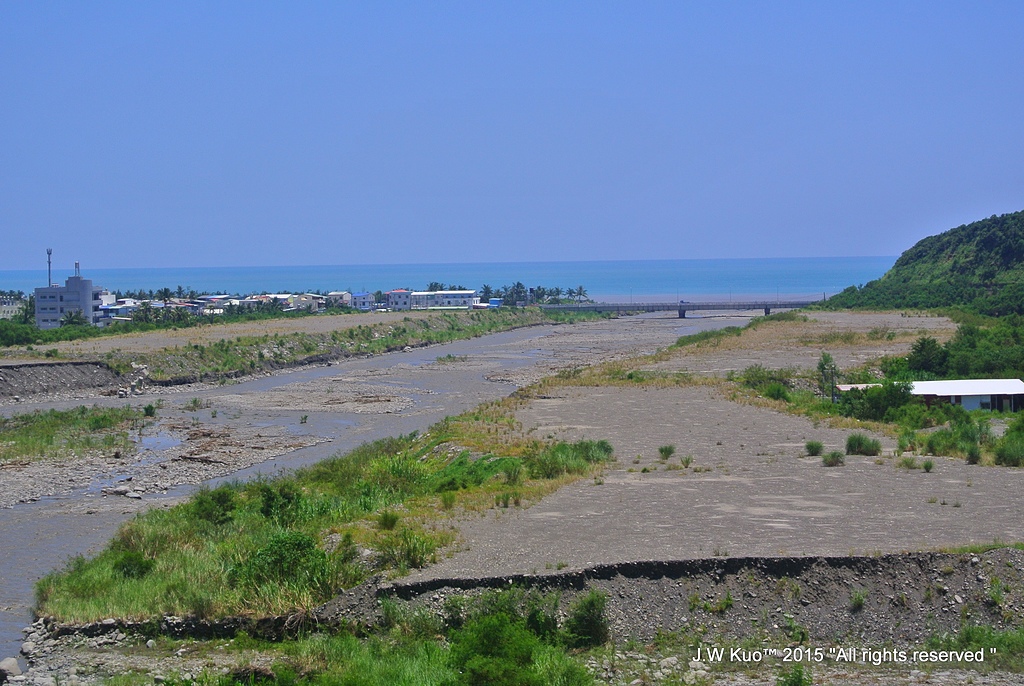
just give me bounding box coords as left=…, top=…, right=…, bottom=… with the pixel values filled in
left=828, top=209, right=1024, bottom=314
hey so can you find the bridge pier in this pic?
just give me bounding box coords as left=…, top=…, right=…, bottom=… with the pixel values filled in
left=678, top=308, right=686, bottom=319
left=764, top=307, right=771, bottom=316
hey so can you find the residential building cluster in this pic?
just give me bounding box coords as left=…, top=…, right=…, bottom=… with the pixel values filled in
left=30, top=268, right=500, bottom=330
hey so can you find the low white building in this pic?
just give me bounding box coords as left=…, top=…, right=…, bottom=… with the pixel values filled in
left=410, top=290, right=479, bottom=310
left=911, top=379, right=1024, bottom=412
left=837, top=379, right=1024, bottom=412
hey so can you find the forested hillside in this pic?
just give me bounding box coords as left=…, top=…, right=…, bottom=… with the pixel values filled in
left=828, top=209, right=1024, bottom=314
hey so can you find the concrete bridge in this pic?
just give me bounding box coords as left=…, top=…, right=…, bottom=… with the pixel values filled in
left=540, top=299, right=821, bottom=318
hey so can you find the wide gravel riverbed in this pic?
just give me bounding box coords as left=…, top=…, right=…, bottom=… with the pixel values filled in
left=0, top=311, right=724, bottom=663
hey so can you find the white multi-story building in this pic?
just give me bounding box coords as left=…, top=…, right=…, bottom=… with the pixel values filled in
left=0, top=297, right=24, bottom=320
left=409, top=290, right=479, bottom=310
left=34, top=266, right=107, bottom=329
left=386, top=289, right=412, bottom=311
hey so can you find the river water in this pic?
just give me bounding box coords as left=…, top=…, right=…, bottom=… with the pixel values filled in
left=0, top=312, right=737, bottom=661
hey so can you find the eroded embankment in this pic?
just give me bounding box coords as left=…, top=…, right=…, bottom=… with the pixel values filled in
left=323, top=549, right=1024, bottom=645
left=0, top=362, right=121, bottom=400
left=31, top=550, right=1023, bottom=649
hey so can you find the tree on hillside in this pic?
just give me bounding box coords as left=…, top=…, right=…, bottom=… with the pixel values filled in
left=479, top=284, right=494, bottom=300
left=907, top=336, right=948, bottom=376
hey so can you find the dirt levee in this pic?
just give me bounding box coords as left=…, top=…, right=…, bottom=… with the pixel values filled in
left=0, top=361, right=120, bottom=399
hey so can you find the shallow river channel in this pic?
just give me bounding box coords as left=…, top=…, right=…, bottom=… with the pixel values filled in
left=0, top=312, right=735, bottom=661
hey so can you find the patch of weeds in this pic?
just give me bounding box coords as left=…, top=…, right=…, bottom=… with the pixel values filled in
left=688, top=593, right=702, bottom=612
left=846, top=433, right=882, bottom=456
left=300, top=415, right=308, bottom=424
left=898, top=456, right=920, bottom=470
left=822, top=451, right=845, bottom=467
left=708, top=591, right=734, bottom=614
left=923, top=459, right=934, bottom=473
left=776, top=663, right=813, bottom=686
left=783, top=615, right=809, bottom=644
left=850, top=589, right=867, bottom=612
left=680, top=455, right=693, bottom=468
left=658, top=444, right=676, bottom=460
left=640, top=466, right=651, bottom=473
left=927, top=496, right=938, bottom=503
left=440, top=491, right=457, bottom=511
left=377, top=510, right=400, bottom=530
left=805, top=440, right=823, bottom=457
left=143, top=404, right=156, bottom=418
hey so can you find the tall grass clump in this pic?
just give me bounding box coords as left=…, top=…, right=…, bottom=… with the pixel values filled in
left=822, top=451, right=845, bottom=467
left=845, top=433, right=882, bottom=456
left=526, top=440, right=613, bottom=479
left=804, top=440, right=823, bottom=457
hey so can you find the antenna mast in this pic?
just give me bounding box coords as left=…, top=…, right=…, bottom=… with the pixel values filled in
left=47, top=248, right=52, bottom=286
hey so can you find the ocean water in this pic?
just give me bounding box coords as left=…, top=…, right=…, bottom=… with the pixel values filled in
left=0, top=257, right=894, bottom=302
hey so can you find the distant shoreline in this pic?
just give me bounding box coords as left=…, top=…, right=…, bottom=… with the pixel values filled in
left=0, top=256, right=894, bottom=301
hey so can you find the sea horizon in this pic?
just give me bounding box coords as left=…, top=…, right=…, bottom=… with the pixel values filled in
left=0, top=256, right=895, bottom=303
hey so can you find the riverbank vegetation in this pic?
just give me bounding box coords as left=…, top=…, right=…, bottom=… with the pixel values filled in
left=0, top=405, right=142, bottom=464
left=36, top=396, right=613, bottom=622
left=72, top=309, right=607, bottom=383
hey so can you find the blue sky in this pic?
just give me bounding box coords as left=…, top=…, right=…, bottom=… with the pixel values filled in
left=2, top=2, right=1023, bottom=270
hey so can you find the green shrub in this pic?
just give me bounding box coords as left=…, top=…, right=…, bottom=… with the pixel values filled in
left=377, top=510, right=400, bottom=530
left=846, top=433, right=882, bottom=456
left=228, top=531, right=329, bottom=589
left=143, top=404, right=156, bottom=417
left=898, top=456, right=919, bottom=469
left=502, top=460, right=524, bottom=486
left=822, top=451, right=845, bottom=467
left=112, top=551, right=155, bottom=579
left=448, top=612, right=544, bottom=686
left=850, top=589, right=867, bottom=612
left=776, top=663, right=813, bottom=686
left=805, top=440, right=823, bottom=457
left=995, top=435, right=1024, bottom=467
left=190, top=485, right=237, bottom=525
left=658, top=445, right=676, bottom=460
left=680, top=455, right=693, bottom=468
left=562, top=589, right=609, bottom=649
left=923, top=459, right=934, bottom=473
left=764, top=382, right=790, bottom=402
left=377, top=528, right=437, bottom=569
left=527, top=440, right=613, bottom=479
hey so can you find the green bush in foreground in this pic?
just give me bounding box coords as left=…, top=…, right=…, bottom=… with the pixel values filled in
left=845, top=433, right=882, bottom=456
left=822, top=451, right=845, bottom=467
left=804, top=440, right=823, bottom=457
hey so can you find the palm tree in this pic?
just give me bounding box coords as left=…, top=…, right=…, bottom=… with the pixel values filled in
left=575, top=285, right=588, bottom=304
left=60, top=309, right=89, bottom=327
left=134, top=301, right=154, bottom=324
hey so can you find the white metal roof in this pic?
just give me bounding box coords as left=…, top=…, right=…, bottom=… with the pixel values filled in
left=911, top=379, right=1024, bottom=396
